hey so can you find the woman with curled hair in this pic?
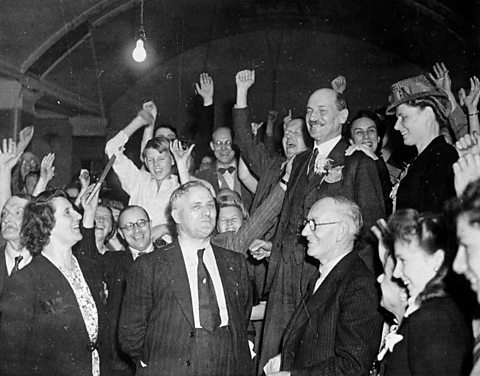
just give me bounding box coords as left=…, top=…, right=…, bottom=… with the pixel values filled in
left=382, top=209, right=471, bottom=376
left=387, top=75, right=458, bottom=213
left=0, top=189, right=104, bottom=376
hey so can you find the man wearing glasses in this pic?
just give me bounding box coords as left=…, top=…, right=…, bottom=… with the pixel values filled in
left=117, top=205, right=154, bottom=260
left=196, top=127, right=253, bottom=211
left=264, top=197, right=382, bottom=376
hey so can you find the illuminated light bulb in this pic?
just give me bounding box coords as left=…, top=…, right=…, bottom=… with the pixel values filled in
left=132, top=39, right=146, bottom=63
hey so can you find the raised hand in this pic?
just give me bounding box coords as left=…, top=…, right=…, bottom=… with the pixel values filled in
left=459, top=76, right=480, bottom=113
left=0, top=138, right=20, bottom=172
left=249, top=239, right=272, bottom=260
left=17, top=126, right=34, bottom=154
left=251, top=121, right=264, bottom=137
left=331, top=75, right=347, bottom=94
left=455, top=132, right=480, bottom=157
left=283, top=109, right=292, bottom=130
left=370, top=219, right=391, bottom=267
left=429, top=62, right=452, bottom=93
left=453, top=153, right=480, bottom=196
left=79, top=169, right=90, bottom=190
left=39, top=153, right=55, bottom=183
left=169, top=139, right=194, bottom=167
left=267, top=110, right=278, bottom=123
left=235, top=70, right=255, bottom=91
left=142, top=101, right=158, bottom=123
left=195, top=73, right=214, bottom=105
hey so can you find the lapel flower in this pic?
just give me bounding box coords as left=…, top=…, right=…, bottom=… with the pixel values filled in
left=314, top=157, right=344, bottom=184
left=314, top=157, right=334, bottom=175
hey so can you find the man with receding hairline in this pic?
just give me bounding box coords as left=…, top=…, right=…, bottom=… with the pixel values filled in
left=259, top=87, right=385, bottom=371
left=119, top=181, right=253, bottom=376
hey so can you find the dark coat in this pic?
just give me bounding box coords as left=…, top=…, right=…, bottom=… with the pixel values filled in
left=0, top=254, right=105, bottom=376
left=0, top=246, right=8, bottom=294
left=260, top=138, right=386, bottom=369
left=396, top=136, right=458, bottom=213
left=281, top=251, right=383, bottom=376
left=384, top=296, right=472, bottom=376
left=118, top=241, right=254, bottom=376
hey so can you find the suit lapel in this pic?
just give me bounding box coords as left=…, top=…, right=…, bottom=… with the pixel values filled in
left=304, top=139, right=348, bottom=197
left=0, top=247, right=7, bottom=293
left=162, top=242, right=195, bottom=328
left=287, top=150, right=311, bottom=202
left=284, top=251, right=356, bottom=339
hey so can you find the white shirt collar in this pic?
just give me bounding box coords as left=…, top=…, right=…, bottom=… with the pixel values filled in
left=5, top=244, right=32, bottom=274
left=129, top=243, right=154, bottom=260
left=314, top=135, right=341, bottom=157
left=319, top=249, right=351, bottom=278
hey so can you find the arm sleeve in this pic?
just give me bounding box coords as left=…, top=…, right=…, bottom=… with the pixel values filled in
left=232, top=107, right=277, bottom=177
left=105, top=131, right=146, bottom=195
left=449, top=106, right=468, bottom=141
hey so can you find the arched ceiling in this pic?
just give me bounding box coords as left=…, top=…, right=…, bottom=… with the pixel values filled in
left=0, top=0, right=478, bottom=117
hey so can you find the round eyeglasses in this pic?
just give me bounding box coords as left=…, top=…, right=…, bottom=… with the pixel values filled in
left=120, top=219, right=150, bottom=231
left=302, top=219, right=341, bottom=232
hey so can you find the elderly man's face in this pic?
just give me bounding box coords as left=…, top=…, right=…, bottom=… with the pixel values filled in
left=1, top=196, right=28, bottom=241
left=210, top=128, right=235, bottom=165
left=301, top=198, right=343, bottom=264
left=306, top=89, right=346, bottom=143
left=173, top=186, right=216, bottom=240
left=118, top=207, right=152, bottom=251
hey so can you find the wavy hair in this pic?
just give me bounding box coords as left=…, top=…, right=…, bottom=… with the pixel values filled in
left=387, top=209, right=453, bottom=304
left=20, top=190, right=66, bottom=255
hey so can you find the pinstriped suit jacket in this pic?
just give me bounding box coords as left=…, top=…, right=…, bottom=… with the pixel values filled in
left=280, top=251, right=383, bottom=376
left=118, top=240, right=253, bottom=376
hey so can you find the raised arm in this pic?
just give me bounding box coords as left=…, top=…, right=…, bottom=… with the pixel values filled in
left=32, top=153, right=55, bottom=196
left=139, top=101, right=158, bottom=161
left=0, top=139, right=22, bottom=211
left=459, top=76, right=480, bottom=134
left=170, top=140, right=195, bottom=184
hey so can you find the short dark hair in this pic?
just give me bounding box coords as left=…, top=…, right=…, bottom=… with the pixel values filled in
left=154, top=124, right=178, bottom=139
left=143, top=136, right=172, bottom=159
left=387, top=209, right=452, bottom=304
left=217, top=189, right=249, bottom=220
left=21, top=189, right=66, bottom=255
left=118, top=205, right=150, bottom=227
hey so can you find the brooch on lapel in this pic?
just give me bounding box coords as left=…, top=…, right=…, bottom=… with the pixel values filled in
left=41, top=297, right=65, bottom=314
left=314, top=157, right=344, bottom=184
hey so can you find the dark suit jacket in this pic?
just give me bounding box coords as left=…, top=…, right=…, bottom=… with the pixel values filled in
left=267, top=138, right=386, bottom=292
left=0, top=254, right=105, bottom=376
left=0, top=246, right=8, bottom=294
left=281, top=251, right=383, bottom=376
left=195, top=162, right=253, bottom=211
left=118, top=240, right=253, bottom=376
left=384, top=296, right=471, bottom=376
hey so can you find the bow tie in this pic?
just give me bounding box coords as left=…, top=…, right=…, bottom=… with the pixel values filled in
left=218, top=166, right=236, bottom=174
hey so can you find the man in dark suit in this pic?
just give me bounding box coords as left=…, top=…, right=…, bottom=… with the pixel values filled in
left=0, top=194, right=32, bottom=293
left=195, top=126, right=254, bottom=211
left=119, top=181, right=253, bottom=376
left=259, top=87, right=386, bottom=370
left=264, top=197, right=383, bottom=376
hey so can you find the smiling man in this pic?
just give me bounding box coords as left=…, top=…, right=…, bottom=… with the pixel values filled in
left=119, top=181, right=253, bottom=376
left=259, top=87, right=386, bottom=370
left=264, top=197, right=382, bottom=376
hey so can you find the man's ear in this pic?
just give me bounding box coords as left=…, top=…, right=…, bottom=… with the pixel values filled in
left=339, top=108, right=349, bottom=125
left=118, top=229, right=125, bottom=240
left=210, top=141, right=215, bottom=152
left=336, top=222, right=349, bottom=242
left=171, top=208, right=180, bottom=224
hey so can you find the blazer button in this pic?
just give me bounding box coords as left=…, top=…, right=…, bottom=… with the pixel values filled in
left=185, top=360, right=191, bottom=366
left=189, top=331, right=195, bottom=337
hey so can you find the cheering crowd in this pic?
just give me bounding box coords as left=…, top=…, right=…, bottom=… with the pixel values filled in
left=1, top=63, right=480, bottom=376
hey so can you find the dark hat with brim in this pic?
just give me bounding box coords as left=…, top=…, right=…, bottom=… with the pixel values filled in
left=386, top=75, right=449, bottom=115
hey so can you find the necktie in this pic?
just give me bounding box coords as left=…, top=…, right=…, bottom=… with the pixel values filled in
left=12, top=256, right=23, bottom=274
left=306, top=269, right=321, bottom=297
left=307, top=148, right=319, bottom=181
left=197, top=248, right=221, bottom=332
left=218, top=166, right=236, bottom=175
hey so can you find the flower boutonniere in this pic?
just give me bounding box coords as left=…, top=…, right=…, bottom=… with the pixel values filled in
left=41, top=297, right=66, bottom=314
left=314, top=157, right=344, bottom=184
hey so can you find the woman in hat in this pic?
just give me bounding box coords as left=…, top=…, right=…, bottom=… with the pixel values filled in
left=387, top=75, right=458, bottom=213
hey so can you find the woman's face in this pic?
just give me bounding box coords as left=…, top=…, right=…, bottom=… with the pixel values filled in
left=378, top=256, right=407, bottom=319
left=455, top=214, right=480, bottom=303
left=393, top=238, right=442, bottom=299
left=94, top=206, right=113, bottom=243
left=50, top=197, right=83, bottom=247
left=217, top=206, right=243, bottom=234
left=394, top=103, right=432, bottom=148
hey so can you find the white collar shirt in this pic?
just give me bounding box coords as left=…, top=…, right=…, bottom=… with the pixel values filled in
left=314, top=250, right=351, bottom=293
left=5, top=246, right=32, bottom=275
left=178, top=237, right=229, bottom=328
left=129, top=243, right=154, bottom=261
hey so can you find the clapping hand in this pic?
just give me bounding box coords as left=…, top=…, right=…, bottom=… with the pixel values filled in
left=459, top=76, right=480, bottom=113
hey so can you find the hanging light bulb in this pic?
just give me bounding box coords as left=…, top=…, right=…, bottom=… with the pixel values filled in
left=132, top=0, right=147, bottom=63
left=132, top=38, right=146, bottom=62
